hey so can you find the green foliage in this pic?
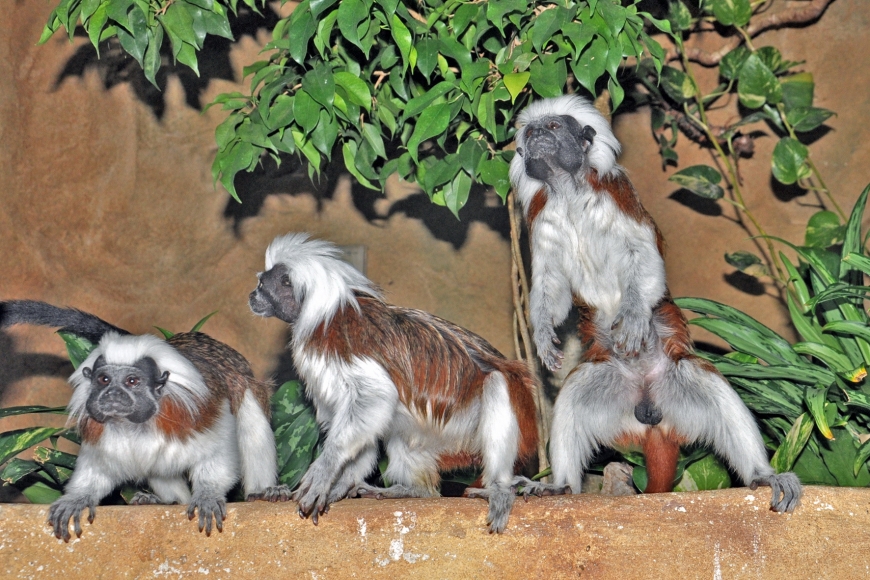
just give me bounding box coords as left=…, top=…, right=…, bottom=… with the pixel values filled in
left=39, top=0, right=669, bottom=213
left=270, top=381, right=320, bottom=490
left=677, top=186, right=870, bottom=484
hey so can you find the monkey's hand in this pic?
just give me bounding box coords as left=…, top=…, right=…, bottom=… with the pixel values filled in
left=129, top=492, right=163, bottom=505
left=47, top=495, right=97, bottom=542
left=293, top=466, right=332, bottom=525
left=611, top=309, right=652, bottom=358
left=465, top=484, right=515, bottom=534
left=750, top=472, right=802, bottom=513
left=511, top=476, right=571, bottom=499
left=534, top=326, right=563, bottom=371
left=187, top=493, right=227, bottom=536
left=246, top=485, right=293, bottom=503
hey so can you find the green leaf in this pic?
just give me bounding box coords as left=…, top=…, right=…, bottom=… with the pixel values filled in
left=288, top=7, right=317, bottom=65
left=690, top=317, right=801, bottom=366
left=843, top=253, right=870, bottom=277
left=337, top=0, right=366, bottom=52
left=855, top=439, right=870, bottom=478
left=402, top=81, right=454, bottom=120
left=302, top=65, right=335, bottom=108
left=445, top=170, right=472, bottom=219
left=804, top=384, right=834, bottom=439
left=841, top=183, right=870, bottom=279
left=22, top=481, right=62, bottom=504
left=675, top=297, right=785, bottom=341
left=660, top=66, right=696, bottom=103
left=154, top=326, right=175, bottom=339
left=143, top=24, right=164, bottom=88
left=780, top=72, right=814, bottom=111
left=674, top=454, right=731, bottom=491
left=342, top=141, right=378, bottom=190
left=666, top=0, right=693, bottom=32
left=708, top=0, right=752, bottom=27
left=0, top=406, right=68, bottom=419
left=334, top=72, right=371, bottom=111
left=668, top=165, right=723, bottom=199
left=477, top=91, right=497, bottom=139
left=390, top=14, right=413, bottom=70
left=294, top=90, right=321, bottom=134
left=822, top=321, right=870, bottom=345
left=770, top=413, right=814, bottom=473
left=820, top=428, right=870, bottom=486
left=415, top=38, right=439, bottom=79
left=57, top=332, right=96, bottom=369
left=311, top=0, right=338, bottom=18
left=771, top=137, right=810, bottom=185
left=805, top=210, right=843, bottom=248
left=530, top=7, right=567, bottom=53
left=737, top=54, right=782, bottom=109
left=361, top=123, right=386, bottom=159
left=406, top=103, right=452, bottom=162
left=486, top=0, right=527, bottom=35
left=0, top=427, right=64, bottom=465
left=1, top=459, right=42, bottom=485
left=724, top=250, right=762, bottom=272
left=719, top=45, right=750, bottom=81
left=479, top=158, right=511, bottom=201
left=190, top=311, right=217, bottom=332
left=787, top=107, right=835, bottom=133
left=572, top=36, right=608, bottom=95
left=311, top=109, right=338, bottom=155
left=503, top=72, right=530, bottom=104
left=86, top=4, right=109, bottom=52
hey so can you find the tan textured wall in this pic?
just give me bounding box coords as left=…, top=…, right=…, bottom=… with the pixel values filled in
left=1, top=487, right=868, bottom=579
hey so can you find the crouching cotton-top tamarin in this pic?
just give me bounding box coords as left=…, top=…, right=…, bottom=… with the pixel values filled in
left=0, top=300, right=290, bottom=541
left=508, top=95, right=801, bottom=512
left=248, top=233, right=539, bottom=532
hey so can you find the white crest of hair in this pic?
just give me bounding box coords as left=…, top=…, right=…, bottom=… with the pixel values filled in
left=509, top=94, right=622, bottom=211
left=265, top=232, right=382, bottom=342
left=67, top=332, right=208, bottom=427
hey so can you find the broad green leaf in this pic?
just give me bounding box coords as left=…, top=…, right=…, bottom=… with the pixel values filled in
left=390, top=15, right=413, bottom=70
left=804, top=210, right=843, bottom=248
left=820, top=428, right=870, bottom=486
left=311, top=0, right=338, bottom=18
left=334, top=72, right=371, bottom=111
left=57, top=332, right=96, bottom=369
left=288, top=8, right=317, bottom=65
left=22, top=481, right=62, bottom=504
left=485, top=0, right=527, bottom=35
left=143, top=24, right=164, bottom=88
left=361, top=123, right=386, bottom=159
left=668, top=164, right=723, bottom=199
left=479, top=158, right=511, bottom=200
left=530, top=7, right=567, bottom=53
left=787, top=107, right=834, bottom=133
left=660, top=66, right=696, bottom=103
left=503, top=72, right=530, bottom=104
left=452, top=3, right=479, bottom=35
left=675, top=297, right=785, bottom=341
left=337, top=0, right=366, bottom=52
left=342, top=141, right=378, bottom=190
left=708, top=0, right=751, bottom=27
left=86, top=5, right=109, bottom=52
left=1, top=459, right=42, bottom=485
left=690, top=317, right=801, bottom=366
left=855, top=439, right=870, bottom=477
left=737, top=54, right=781, bottom=109
left=780, top=72, right=814, bottom=111
left=841, top=183, right=870, bottom=280
left=406, top=103, right=452, bottom=162
left=822, top=321, right=870, bottom=345
left=706, top=358, right=835, bottom=385
left=477, top=91, right=497, bottom=139
left=771, top=137, right=810, bottom=185
left=608, top=76, right=624, bottom=112
left=674, top=454, right=731, bottom=491
left=724, top=250, right=762, bottom=272
left=721, top=48, right=750, bottom=83
left=770, top=413, right=814, bottom=473
left=415, top=38, right=439, bottom=79
left=294, top=90, right=322, bottom=134
left=302, top=65, right=335, bottom=108
left=311, top=109, right=338, bottom=155
left=402, top=81, right=454, bottom=120
left=529, top=55, right=567, bottom=99
left=666, top=0, right=693, bottom=32
left=572, top=36, right=608, bottom=95
left=445, top=170, right=472, bottom=219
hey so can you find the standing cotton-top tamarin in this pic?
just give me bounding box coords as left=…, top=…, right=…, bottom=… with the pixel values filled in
left=248, top=233, right=539, bottom=532
left=508, top=95, right=801, bottom=512
left=0, top=300, right=290, bottom=541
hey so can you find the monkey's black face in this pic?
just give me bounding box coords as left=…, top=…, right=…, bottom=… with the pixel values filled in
left=249, top=264, right=302, bottom=325
left=517, top=114, right=596, bottom=182
left=82, top=356, right=168, bottom=424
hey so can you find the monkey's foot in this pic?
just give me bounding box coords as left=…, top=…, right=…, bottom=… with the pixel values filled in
left=353, top=483, right=423, bottom=500
left=465, top=484, right=515, bottom=533
left=534, top=328, right=564, bottom=371
left=750, top=472, right=802, bottom=513
left=187, top=494, right=227, bottom=536
left=129, top=492, right=163, bottom=505
left=48, top=495, right=97, bottom=542
left=246, top=485, right=293, bottom=503
left=293, top=472, right=332, bottom=525
left=511, top=476, right=571, bottom=499
left=611, top=310, right=651, bottom=358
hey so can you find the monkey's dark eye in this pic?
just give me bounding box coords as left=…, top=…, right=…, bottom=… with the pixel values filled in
left=547, top=120, right=561, bottom=130
left=97, top=374, right=111, bottom=385
left=126, top=376, right=140, bottom=387
left=281, top=274, right=291, bottom=287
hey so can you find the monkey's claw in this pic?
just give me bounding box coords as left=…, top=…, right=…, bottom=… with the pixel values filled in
left=47, top=495, right=97, bottom=542
left=246, top=485, right=293, bottom=503
left=512, top=476, right=571, bottom=499
left=187, top=494, right=227, bottom=536
left=750, top=472, right=802, bottom=513
left=534, top=328, right=564, bottom=371
left=129, top=491, right=162, bottom=505
left=611, top=311, right=651, bottom=358
left=466, top=485, right=515, bottom=533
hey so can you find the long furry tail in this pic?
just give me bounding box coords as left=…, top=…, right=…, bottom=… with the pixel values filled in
left=0, top=300, right=128, bottom=343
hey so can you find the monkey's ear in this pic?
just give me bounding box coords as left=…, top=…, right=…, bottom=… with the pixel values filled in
left=516, top=146, right=525, bottom=157
left=580, top=125, right=596, bottom=149
left=156, top=371, right=170, bottom=391
left=82, top=367, right=93, bottom=379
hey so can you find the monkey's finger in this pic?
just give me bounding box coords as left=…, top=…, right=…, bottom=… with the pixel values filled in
left=219, top=502, right=227, bottom=521
left=311, top=511, right=319, bottom=526
left=88, top=504, right=96, bottom=524
left=187, top=505, right=197, bottom=521
left=72, top=512, right=83, bottom=538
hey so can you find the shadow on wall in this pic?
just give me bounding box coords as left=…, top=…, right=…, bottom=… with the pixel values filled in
left=0, top=332, right=72, bottom=400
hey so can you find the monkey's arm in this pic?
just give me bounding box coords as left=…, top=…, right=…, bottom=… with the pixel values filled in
left=0, top=300, right=128, bottom=343
left=48, top=448, right=118, bottom=541
left=294, top=358, right=398, bottom=523
left=187, top=427, right=242, bottom=536
left=528, top=227, right=574, bottom=371
left=610, top=224, right=667, bottom=357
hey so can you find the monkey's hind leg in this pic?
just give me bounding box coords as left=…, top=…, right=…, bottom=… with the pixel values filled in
left=659, top=357, right=802, bottom=512
left=236, top=390, right=292, bottom=503
left=355, top=430, right=439, bottom=500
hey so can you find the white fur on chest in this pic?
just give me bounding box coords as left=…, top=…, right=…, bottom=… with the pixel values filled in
left=532, top=186, right=664, bottom=321
left=85, top=401, right=237, bottom=482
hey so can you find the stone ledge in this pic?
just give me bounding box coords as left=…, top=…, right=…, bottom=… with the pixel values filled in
left=0, top=486, right=867, bottom=579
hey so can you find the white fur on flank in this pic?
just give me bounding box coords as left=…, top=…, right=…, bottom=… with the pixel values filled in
left=64, top=400, right=240, bottom=501
left=265, top=233, right=382, bottom=343
left=235, top=389, right=279, bottom=494
left=67, top=332, right=209, bottom=429
left=510, top=94, right=622, bottom=212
